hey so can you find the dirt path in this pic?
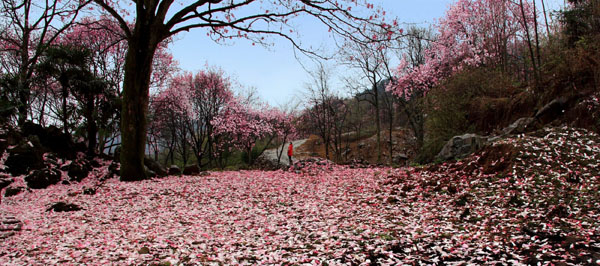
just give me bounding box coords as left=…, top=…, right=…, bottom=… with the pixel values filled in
left=260, top=139, right=307, bottom=167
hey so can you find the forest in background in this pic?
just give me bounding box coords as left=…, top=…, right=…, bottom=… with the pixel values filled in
left=0, top=0, right=598, bottom=172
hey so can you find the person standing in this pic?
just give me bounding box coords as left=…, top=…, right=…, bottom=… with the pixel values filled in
left=288, top=142, right=294, bottom=165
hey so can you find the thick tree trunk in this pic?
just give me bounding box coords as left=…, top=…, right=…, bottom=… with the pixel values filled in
left=119, top=29, right=158, bottom=181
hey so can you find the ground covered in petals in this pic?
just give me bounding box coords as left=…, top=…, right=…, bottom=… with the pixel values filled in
left=0, top=127, right=599, bottom=265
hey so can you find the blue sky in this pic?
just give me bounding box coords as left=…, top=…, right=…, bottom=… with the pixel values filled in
left=169, top=0, right=564, bottom=107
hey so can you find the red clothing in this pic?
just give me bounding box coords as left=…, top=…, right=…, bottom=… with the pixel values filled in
left=287, top=143, right=293, bottom=156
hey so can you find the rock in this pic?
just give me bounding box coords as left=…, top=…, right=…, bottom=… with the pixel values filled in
left=138, top=247, right=150, bottom=254
left=5, top=136, right=45, bottom=176
left=535, top=97, right=568, bottom=124
left=24, top=168, right=62, bottom=189
left=144, top=166, right=156, bottom=178
left=436, top=133, right=487, bottom=161
left=83, top=187, right=96, bottom=195
left=357, top=142, right=366, bottom=149
left=393, top=153, right=409, bottom=165
left=90, top=158, right=102, bottom=168
left=4, top=186, right=24, bottom=197
left=67, top=159, right=92, bottom=182
left=0, top=175, right=13, bottom=190
left=199, top=171, right=210, bottom=177
left=22, top=122, right=82, bottom=159
left=21, top=122, right=46, bottom=141
left=183, top=164, right=200, bottom=175
left=0, top=138, right=7, bottom=154
left=168, top=165, right=181, bottom=175
left=46, top=202, right=82, bottom=212
left=144, top=157, right=167, bottom=177
left=43, top=153, right=60, bottom=167
left=502, top=117, right=538, bottom=135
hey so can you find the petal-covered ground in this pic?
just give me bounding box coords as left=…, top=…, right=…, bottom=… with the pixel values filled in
left=0, top=127, right=599, bottom=265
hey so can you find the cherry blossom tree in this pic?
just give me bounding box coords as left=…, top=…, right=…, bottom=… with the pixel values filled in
left=149, top=75, right=193, bottom=166
left=89, top=0, right=393, bottom=180
left=388, top=0, right=537, bottom=99
left=149, top=68, right=236, bottom=168
left=185, top=68, right=234, bottom=167
left=61, top=17, right=179, bottom=155
left=211, top=100, right=272, bottom=166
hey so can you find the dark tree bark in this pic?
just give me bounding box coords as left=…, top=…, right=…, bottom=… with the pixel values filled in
left=91, top=0, right=388, bottom=180
left=85, top=93, right=98, bottom=156
left=119, top=23, right=161, bottom=181
left=519, top=0, right=539, bottom=85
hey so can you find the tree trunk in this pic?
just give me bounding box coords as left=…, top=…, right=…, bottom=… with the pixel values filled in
left=119, top=28, right=158, bottom=181
left=541, top=0, right=551, bottom=41
left=86, top=93, right=97, bottom=156
left=374, top=83, right=382, bottom=163
left=17, top=24, right=31, bottom=126
left=533, top=0, right=542, bottom=68
left=519, top=0, right=539, bottom=86
left=62, top=84, right=69, bottom=135
left=389, top=104, right=393, bottom=165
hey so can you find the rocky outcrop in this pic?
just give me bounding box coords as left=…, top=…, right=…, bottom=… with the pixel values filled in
left=168, top=165, right=181, bottom=175
left=144, top=157, right=167, bottom=177
left=5, top=136, right=45, bottom=176
left=436, top=134, right=488, bottom=161
left=46, top=202, right=82, bottom=212
left=24, top=168, right=62, bottom=189
left=65, top=159, right=92, bottom=182
left=436, top=95, right=585, bottom=162
left=21, top=122, right=84, bottom=159
left=501, top=117, right=539, bottom=135
left=4, top=186, right=24, bottom=197
left=183, top=165, right=200, bottom=176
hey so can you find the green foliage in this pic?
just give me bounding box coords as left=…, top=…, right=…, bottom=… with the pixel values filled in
left=0, top=75, right=17, bottom=123
left=560, top=0, right=600, bottom=46
left=418, top=69, right=512, bottom=163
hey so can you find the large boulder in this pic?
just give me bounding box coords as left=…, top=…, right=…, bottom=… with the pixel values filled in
left=436, top=134, right=488, bottom=161
left=168, top=165, right=181, bottom=175
left=21, top=122, right=82, bottom=159
left=24, top=168, right=61, bottom=189
left=46, top=202, right=82, bottom=212
left=501, top=117, right=538, bottom=135
left=534, top=95, right=582, bottom=124
left=4, top=186, right=24, bottom=197
left=144, top=157, right=167, bottom=177
left=66, top=159, right=92, bottom=182
left=183, top=164, right=200, bottom=176
left=5, top=136, right=45, bottom=176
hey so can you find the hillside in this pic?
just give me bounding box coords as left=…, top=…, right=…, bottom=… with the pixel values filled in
left=295, top=128, right=417, bottom=166
left=0, top=126, right=598, bottom=264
